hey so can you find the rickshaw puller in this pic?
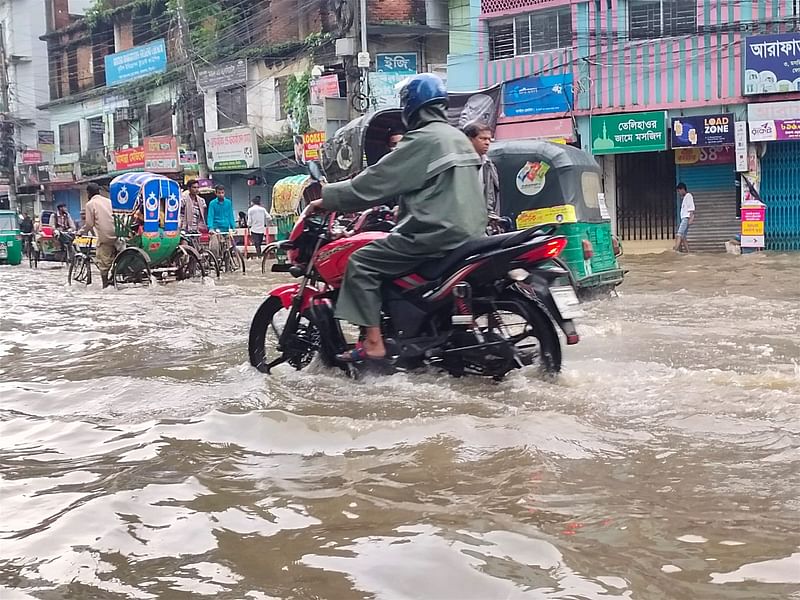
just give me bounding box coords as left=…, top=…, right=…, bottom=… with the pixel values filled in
left=308, top=73, right=487, bottom=362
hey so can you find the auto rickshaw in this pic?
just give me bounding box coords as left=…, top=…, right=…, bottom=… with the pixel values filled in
left=0, top=210, right=22, bottom=265
left=109, top=172, right=207, bottom=288
left=489, top=140, right=624, bottom=298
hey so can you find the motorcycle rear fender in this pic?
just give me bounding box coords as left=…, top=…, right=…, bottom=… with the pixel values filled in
left=511, top=270, right=580, bottom=344
left=269, top=283, right=326, bottom=312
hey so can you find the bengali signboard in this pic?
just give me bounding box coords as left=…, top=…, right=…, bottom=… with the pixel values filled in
left=674, top=145, right=735, bottom=165
left=743, top=33, right=800, bottom=95
left=51, top=162, right=77, bottom=182
left=747, top=100, right=800, bottom=142
left=310, top=74, right=341, bottom=104
left=376, top=53, right=418, bottom=74
left=590, top=111, right=668, bottom=155
left=671, top=113, right=735, bottom=147
left=502, top=74, right=574, bottom=118
left=197, top=59, right=247, bottom=91
left=204, top=127, right=259, bottom=171
left=144, top=136, right=179, bottom=172
left=741, top=203, right=766, bottom=248
left=111, top=146, right=145, bottom=172
left=22, top=150, right=43, bottom=164
left=105, top=39, right=167, bottom=86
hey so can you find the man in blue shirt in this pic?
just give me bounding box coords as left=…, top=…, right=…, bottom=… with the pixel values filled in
left=206, top=184, right=236, bottom=231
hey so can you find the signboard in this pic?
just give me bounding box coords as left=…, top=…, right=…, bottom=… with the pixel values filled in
left=37, top=130, right=55, bottom=147
left=671, top=113, right=734, bottom=147
left=674, top=145, right=734, bottom=165
left=143, top=136, right=179, bottom=172
left=197, top=59, right=247, bottom=91
left=590, top=111, right=668, bottom=155
left=734, top=121, right=749, bottom=172
left=179, top=148, right=199, bottom=168
left=111, top=146, right=145, bottom=172
left=502, top=74, right=574, bottom=117
left=748, top=119, right=800, bottom=141
left=51, top=162, right=77, bottom=182
left=376, top=53, right=418, bottom=74
left=204, top=127, right=259, bottom=171
left=310, top=74, right=341, bottom=104
left=368, top=72, right=406, bottom=112
left=16, top=164, right=50, bottom=187
left=743, top=33, right=800, bottom=95
left=302, top=131, right=325, bottom=162
left=105, top=39, right=167, bottom=86
left=22, top=150, right=43, bottom=164
left=741, top=204, right=766, bottom=248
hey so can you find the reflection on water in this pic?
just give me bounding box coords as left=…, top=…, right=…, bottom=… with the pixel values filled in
left=1, top=253, right=799, bottom=599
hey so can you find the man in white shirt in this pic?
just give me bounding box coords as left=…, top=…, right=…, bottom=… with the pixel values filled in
left=675, top=182, right=695, bottom=253
left=246, top=196, right=271, bottom=258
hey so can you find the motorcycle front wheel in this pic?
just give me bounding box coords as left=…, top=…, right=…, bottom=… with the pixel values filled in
left=249, top=297, right=327, bottom=373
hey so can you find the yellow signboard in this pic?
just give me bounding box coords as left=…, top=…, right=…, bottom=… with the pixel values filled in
left=516, top=204, right=577, bottom=229
left=741, top=220, right=764, bottom=236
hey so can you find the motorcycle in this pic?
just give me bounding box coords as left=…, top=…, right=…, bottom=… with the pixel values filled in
left=249, top=180, right=581, bottom=380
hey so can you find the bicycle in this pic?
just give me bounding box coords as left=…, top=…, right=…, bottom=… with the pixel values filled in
left=181, top=231, right=221, bottom=279
left=68, top=236, right=95, bottom=286
left=211, top=230, right=246, bottom=274
left=21, top=233, right=36, bottom=268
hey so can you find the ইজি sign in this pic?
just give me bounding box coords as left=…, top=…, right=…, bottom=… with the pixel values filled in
left=590, top=111, right=668, bottom=155
left=375, top=53, right=417, bottom=74
left=671, top=113, right=735, bottom=148
left=105, top=39, right=167, bottom=86
left=743, top=33, right=800, bottom=95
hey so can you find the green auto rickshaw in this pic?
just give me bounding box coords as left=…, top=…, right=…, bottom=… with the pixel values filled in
left=490, top=140, right=624, bottom=298
left=0, top=210, right=22, bottom=266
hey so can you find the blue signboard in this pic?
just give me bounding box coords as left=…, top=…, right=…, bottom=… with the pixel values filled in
left=502, top=74, right=574, bottom=117
left=105, top=39, right=167, bottom=86
left=743, top=33, right=800, bottom=95
left=671, top=113, right=735, bottom=148
left=376, top=53, right=417, bottom=74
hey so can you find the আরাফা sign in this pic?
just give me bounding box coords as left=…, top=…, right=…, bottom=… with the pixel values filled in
left=590, top=111, right=668, bottom=155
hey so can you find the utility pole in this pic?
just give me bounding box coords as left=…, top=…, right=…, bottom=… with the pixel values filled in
left=0, top=21, right=17, bottom=210
left=174, top=0, right=208, bottom=178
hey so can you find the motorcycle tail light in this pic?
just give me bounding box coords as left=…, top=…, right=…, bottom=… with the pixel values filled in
left=582, top=239, right=594, bottom=260
left=520, top=237, right=568, bottom=263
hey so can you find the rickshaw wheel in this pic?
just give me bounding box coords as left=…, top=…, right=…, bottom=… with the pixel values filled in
left=201, top=250, right=220, bottom=278
left=172, top=246, right=204, bottom=281
left=111, top=247, right=151, bottom=289
left=68, top=253, right=92, bottom=286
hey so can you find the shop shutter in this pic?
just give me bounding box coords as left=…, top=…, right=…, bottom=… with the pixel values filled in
left=676, top=162, right=738, bottom=252
left=761, top=141, right=800, bottom=252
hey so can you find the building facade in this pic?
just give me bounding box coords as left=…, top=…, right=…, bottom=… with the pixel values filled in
left=447, top=0, right=800, bottom=252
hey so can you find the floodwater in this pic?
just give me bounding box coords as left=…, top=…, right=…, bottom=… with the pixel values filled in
left=1, top=252, right=798, bottom=600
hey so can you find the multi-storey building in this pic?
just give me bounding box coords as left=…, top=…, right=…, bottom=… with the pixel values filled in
left=448, top=1, right=800, bottom=251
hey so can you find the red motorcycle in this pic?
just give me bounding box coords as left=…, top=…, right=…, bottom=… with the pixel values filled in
left=248, top=198, right=582, bottom=379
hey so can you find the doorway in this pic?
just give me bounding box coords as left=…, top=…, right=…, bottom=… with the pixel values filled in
left=615, top=151, right=677, bottom=241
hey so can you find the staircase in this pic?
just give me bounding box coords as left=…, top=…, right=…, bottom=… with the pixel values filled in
left=685, top=191, right=740, bottom=253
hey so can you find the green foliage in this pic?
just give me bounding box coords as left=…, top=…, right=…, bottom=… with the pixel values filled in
left=284, top=70, right=311, bottom=135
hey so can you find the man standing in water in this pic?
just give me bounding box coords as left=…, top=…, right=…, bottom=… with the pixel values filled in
left=247, top=196, right=271, bottom=258
left=675, top=182, right=695, bottom=253
left=77, top=183, right=117, bottom=288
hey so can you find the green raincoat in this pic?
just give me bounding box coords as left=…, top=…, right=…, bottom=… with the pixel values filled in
left=321, top=104, right=487, bottom=327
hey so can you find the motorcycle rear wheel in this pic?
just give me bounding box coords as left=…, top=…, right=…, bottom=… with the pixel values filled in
left=249, top=297, right=327, bottom=373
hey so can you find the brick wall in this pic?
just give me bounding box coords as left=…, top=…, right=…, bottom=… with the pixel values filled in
left=367, top=0, right=425, bottom=24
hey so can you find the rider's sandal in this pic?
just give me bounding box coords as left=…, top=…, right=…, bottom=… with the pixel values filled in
left=336, top=344, right=392, bottom=368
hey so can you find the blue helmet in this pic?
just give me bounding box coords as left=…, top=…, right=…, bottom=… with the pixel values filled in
left=399, top=73, right=447, bottom=126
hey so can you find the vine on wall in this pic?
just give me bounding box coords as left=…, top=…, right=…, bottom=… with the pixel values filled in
left=285, top=70, right=312, bottom=135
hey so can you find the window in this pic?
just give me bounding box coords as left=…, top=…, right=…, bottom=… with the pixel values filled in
left=629, top=0, right=696, bottom=40
left=146, top=102, right=173, bottom=136
left=59, top=122, right=81, bottom=154
left=217, top=86, right=248, bottom=129
left=488, top=7, right=572, bottom=61
left=114, top=120, right=131, bottom=148
left=88, top=117, right=104, bottom=150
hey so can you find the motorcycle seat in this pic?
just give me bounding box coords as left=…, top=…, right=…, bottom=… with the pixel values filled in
left=417, top=228, right=547, bottom=280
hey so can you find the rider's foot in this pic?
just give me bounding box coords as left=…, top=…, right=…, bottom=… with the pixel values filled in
left=337, top=343, right=387, bottom=363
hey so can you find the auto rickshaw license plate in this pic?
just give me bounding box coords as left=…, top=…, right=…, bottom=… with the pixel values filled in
left=550, top=286, right=582, bottom=319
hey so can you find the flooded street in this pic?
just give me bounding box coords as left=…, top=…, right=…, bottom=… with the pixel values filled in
left=1, top=253, right=799, bottom=600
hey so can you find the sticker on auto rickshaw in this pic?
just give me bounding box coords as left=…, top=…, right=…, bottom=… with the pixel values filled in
left=516, top=161, right=551, bottom=195
left=516, top=205, right=577, bottom=230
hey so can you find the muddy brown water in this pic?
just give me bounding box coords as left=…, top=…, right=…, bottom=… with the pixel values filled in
left=1, top=252, right=798, bottom=599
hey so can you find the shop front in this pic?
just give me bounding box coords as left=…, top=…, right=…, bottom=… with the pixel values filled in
left=671, top=113, right=740, bottom=253
left=748, top=100, right=800, bottom=251
left=589, top=111, right=673, bottom=249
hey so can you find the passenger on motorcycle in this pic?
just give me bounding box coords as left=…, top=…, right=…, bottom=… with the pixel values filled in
left=308, top=73, right=487, bottom=362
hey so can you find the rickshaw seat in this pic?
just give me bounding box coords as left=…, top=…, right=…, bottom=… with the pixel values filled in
left=417, top=227, right=547, bottom=280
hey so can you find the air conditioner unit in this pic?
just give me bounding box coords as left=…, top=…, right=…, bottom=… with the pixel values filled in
left=114, top=107, right=138, bottom=122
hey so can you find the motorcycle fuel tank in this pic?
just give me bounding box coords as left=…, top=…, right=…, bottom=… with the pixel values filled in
left=314, top=231, right=387, bottom=286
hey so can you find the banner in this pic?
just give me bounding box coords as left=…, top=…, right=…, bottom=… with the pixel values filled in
left=204, top=127, right=259, bottom=171
left=310, top=74, right=341, bottom=105
left=671, top=113, right=735, bottom=147
left=105, top=39, right=167, bottom=86
left=502, top=74, right=573, bottom=118
left=302, top=131, right=326, bottom=162
left=447, top=84, right=502, bottom=132
left=144, top=136, right=179, bottom=172
left=743, top=33, right=800, bottom=95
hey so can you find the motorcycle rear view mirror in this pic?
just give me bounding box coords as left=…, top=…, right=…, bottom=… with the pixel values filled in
left=307, top=160, right=325, bottom=182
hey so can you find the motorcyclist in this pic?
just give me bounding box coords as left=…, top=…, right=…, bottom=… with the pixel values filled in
left=308, top=73, right=487, bottom=363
